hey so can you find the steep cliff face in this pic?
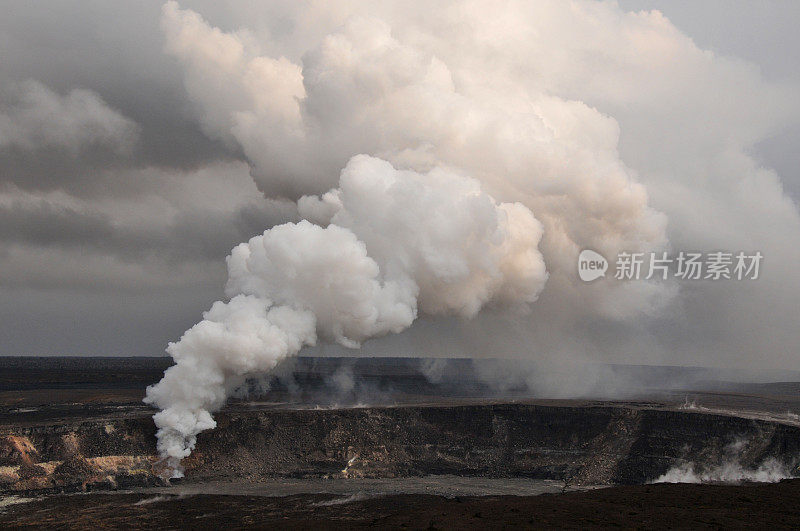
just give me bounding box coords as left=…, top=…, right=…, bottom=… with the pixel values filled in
left=0, top=417, right=162, bottom=492
left=181, top=405, right=800, bottom=485
left=1, top=403, right=798, bottom=493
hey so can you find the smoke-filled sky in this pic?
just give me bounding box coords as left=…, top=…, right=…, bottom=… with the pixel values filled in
left=0, top=1, right=798, bottom=371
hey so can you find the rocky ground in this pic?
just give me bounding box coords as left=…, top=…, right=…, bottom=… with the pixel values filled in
left=4, top=399, right=800, bottom=493
left=2, top=480, right=800, bottom=529
left=1, top=356, right=799, bottom=527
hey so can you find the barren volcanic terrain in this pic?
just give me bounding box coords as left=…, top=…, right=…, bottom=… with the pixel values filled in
left=1, top=357, right=799, bottom=528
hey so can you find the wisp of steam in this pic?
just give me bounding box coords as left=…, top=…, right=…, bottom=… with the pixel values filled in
left=145, top=155, right=547, bottom=474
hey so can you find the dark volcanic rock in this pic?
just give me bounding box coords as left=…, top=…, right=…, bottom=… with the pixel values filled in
left=53, top=456, right=96, bottom=480
left=3, top=480, right=800, bottom=529
left=180, top=404, right=800, bottom=485
left=17, top=462, right=47, bottom=479
left=2, top=403, right=799, bottom=493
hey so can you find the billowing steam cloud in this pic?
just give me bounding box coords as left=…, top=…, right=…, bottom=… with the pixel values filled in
left=158, top=0, right=670, bottom=323
left=145, top=155, right=546, bottom=471
left=145, top=0, right=800, bottom=470
left=146, top=0, right=671, bottom=470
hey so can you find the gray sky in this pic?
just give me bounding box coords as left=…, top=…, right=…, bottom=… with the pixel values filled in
left=0, top=1, right=798, bottom=365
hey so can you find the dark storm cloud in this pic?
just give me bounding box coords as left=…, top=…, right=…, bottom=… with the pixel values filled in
left=0, top=200, right=113, bottom=245
left=0, top=148, right=134, bottom=196
left=127, top=201, right=296, bottom=263
left=0, top=198, right=293, bottom=264
left=0, top=1, right=287, bottom=308
left=0, top=0, right=237, bottom=197
left=0, top=284, right=224, bottom=356
left=0, top=1, right=281, bottom=354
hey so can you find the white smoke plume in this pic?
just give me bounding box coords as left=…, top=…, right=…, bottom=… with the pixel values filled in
left=654, top=459, right=792, bottom=484
left=145, top=155, right=547, bottom=472
left=152, top=0, right=800, bottom=373
left=655, top=436, right=796, bottom=484
left=158, top=0, right=670, bottom=322
left=146, top=0, right=800, bottom=470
